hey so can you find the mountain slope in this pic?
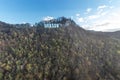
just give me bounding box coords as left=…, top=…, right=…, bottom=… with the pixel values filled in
left=0, top=17, right=120, bottom=80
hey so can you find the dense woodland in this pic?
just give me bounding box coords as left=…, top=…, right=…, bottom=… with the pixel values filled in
left=0, top=17, right=120, bottom=80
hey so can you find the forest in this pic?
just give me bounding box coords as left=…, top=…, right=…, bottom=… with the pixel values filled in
left=0, top=17, right=120, bottom=80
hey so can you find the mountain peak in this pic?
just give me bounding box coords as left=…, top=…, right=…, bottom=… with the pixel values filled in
left=37, top=17, right=76, bottom=28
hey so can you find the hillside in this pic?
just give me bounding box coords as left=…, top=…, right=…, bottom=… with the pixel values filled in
left=0, top=17, right=120, bottom=80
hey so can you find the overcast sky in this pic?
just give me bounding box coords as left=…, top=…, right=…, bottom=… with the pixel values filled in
left=0, top=0, right=120, bottom=32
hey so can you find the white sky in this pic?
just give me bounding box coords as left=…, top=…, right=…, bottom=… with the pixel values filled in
left=74, top=0, right=120, bottom=32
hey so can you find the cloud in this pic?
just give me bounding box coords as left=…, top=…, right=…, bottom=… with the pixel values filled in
left=75, top=4, right=120, bottom=32
left=109, top=6, right=114, bottom=9
left=97, top=5, right=107, bottom=10
left=84, top=8, right=92, bottom=14
left=97, top=5, right=113, bottom=16
left=43, top=16, right=54, bottom=21
left=95, top=22, right=110, bottom=27
left=77, top=17, right=84, bottom=22
left=88, top=15, right=100, bottom=20
left=75, top=13, right=85, bottom=23
left=86, top=8, right=92, bottom=13
left=100, top=11, right=108, bottom=16
left=85, top=5, right=109, bottom=20
left=88, top=10, right=120, bottom=31
left=76, top=13, right=80, bottom=17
